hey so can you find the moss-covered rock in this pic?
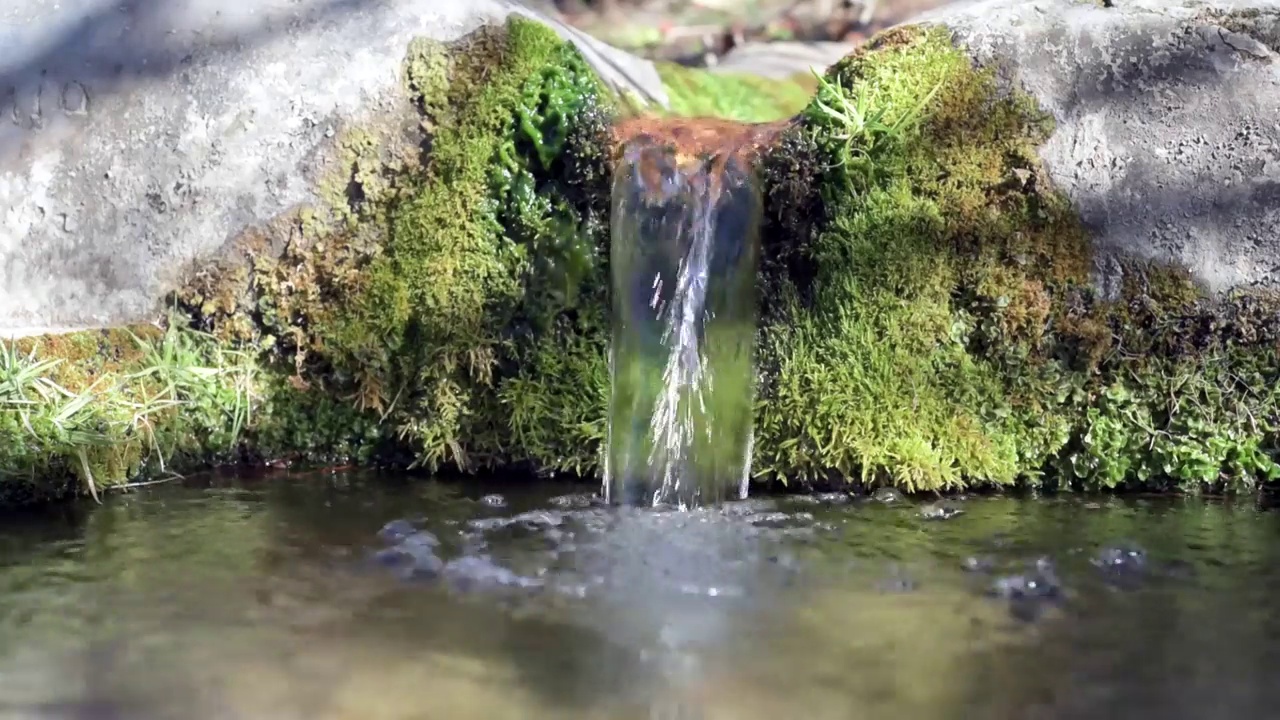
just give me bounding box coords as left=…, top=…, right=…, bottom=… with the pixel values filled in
left=5, top=14, right=1279, bottom=506
left=751, top=26, right=1280, bottom=493
left=174, top=16, right=618, bottom=478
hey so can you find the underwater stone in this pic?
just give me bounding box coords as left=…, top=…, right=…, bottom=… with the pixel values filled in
left=373, top=532, right=446, bottom=580
left=871, top=487, right=906, bottom=504
left=962, top=556, right=996, bottom=573
left=468, top=510, right=567, bottom=533
left=376, top=519, right=427, bottom=544
left=1092, top=543, right=1150, bottom=589
left=989, top=557, right=1064, bottom=601
left=989, top=556, right=1064, bottom=622
left=1093, top=544, right=1149, bottom=573
left=920, top=504, right=965, bottom=521
left=443, top=555, right=544, bottom=592
left=548, top=493, right=601, bottom=509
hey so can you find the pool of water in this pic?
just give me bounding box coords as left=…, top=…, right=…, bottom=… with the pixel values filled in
left=0, top=472, right=1278, bottom=719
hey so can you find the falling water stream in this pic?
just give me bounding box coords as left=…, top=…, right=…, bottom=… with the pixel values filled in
left=604, top=121, right=774, bottom=509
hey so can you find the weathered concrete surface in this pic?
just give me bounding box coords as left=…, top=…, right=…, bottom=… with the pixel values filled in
left=0, top=0, right=667, bottom=338
left=914, top=0, right=1280, bottom=296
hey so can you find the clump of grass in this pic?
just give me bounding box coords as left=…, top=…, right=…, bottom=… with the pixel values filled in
left=806, top=66, right=941, bottom=194
left=0, top=320, right=258, bottom=504
left=655, top=62, right=815, bottom=123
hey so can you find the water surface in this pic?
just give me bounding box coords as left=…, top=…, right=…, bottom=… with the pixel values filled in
left=0, top=473, right=1278, bottom=719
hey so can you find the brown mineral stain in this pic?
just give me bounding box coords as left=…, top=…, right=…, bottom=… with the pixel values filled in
left=611, top=115, right=792, bottom=202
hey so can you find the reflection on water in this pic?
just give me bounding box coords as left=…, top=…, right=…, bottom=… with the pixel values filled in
left=1, top=472, right=1279, bottom=719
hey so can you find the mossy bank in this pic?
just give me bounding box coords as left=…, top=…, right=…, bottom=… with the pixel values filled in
left=3, top=19, right=1278, bottom=506
left=753, top=27, right=1280, bottom=493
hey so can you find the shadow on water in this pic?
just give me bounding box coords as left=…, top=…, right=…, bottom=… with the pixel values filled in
left=2, top=472, right=1280, bottom=718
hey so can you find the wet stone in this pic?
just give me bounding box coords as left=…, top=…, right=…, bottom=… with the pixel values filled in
left=443, top=555, right=545, bottom=593
left=871, top=487, right=905, bottom=504
left=548, top=493, right=600, bottom=509
left=813, top=492, right=854, bottom=505
left=988, top=556, right=1064, bottom=622
left=480, top=494, right=507, bottom=508
left=744, top=511, right=813, bottom=529
left=467, top=510, right=567, bottom=533
left=716, top=498, right=779, bottom=518
left=786, top=492, right=852, bottom=506
left=1093, top=543, right=1148, bottom=573
left=1093, top=542, right=1150, bottom=589
left=920, top=504, right=965, bottom=521
left=372, top=531, right=445, bottom=581
left=962, top=556, right=995, bottom=573
left=376, top=518, right=422, bottom=544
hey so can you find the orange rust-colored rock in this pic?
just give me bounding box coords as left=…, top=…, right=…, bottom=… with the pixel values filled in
left=610, top=115, right=792, bottom=201
left=611, top=115, right=792, bottom=166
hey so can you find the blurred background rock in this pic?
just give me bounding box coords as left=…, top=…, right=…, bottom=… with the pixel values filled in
left=526, top=0, right=954, bottom=73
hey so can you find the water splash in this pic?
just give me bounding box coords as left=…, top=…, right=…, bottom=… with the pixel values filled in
left=604, top=125, right=766, bottom=509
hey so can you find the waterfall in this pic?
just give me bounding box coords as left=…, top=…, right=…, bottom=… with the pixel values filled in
left=604, top=126, right=764, bottom=509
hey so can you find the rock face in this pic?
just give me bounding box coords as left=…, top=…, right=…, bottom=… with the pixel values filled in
left=10, top=0, right=1274, bottom=337
left=914, top=0, right=1280, bottom=295
left=711, top=40, right=859, bottom=79
left=3, top=0, right=1280, bottom=505
left=0, top=0, right=666, bottom=338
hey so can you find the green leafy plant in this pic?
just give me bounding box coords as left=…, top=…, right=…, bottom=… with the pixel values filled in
left=806, top=66, right=941, bottom=193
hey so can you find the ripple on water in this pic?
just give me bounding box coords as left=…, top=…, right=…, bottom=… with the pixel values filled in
left=2, top=478, right=1279, bottom=720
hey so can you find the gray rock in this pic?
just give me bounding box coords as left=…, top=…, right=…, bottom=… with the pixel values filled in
left=0, top=0, right=667, bottom=338
left=711, top=40, right=857, bottom=79
left=372, top=530, right=445, bottom=580
left=479, top=493, right=507, bottom=508
left=913, top=0, right=1280, bottom=295
left=6, top=0, right=1278, bottom=340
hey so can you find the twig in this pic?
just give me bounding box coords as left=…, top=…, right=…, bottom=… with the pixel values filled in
left=112, top=474, right=185, bottom=491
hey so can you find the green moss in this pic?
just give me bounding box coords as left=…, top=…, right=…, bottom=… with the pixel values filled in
left=339, top=18, right=613, bottom=471
left=173, top=16, right=616, bottom=479
left=14, top=17, right=1274, bottom=505
left=403, top=36, right=454, bottom=123
left=753, top=25, right=1280, bottom=494
left=656, top=62, right=813, bottom=122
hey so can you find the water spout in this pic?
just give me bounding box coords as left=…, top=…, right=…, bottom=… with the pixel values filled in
left=604, top=120, right=777, bottom=509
